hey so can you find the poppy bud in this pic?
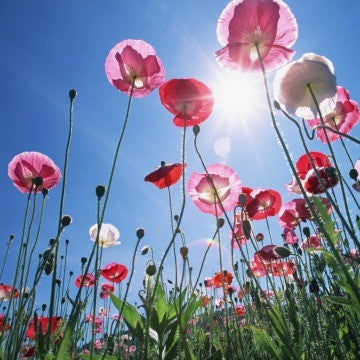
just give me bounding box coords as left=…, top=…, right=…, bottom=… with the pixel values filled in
left=42, top=188, right=48, bottom=196
left=238, top=194, right=247, bottom=206
left=273, top=100, right=281, bottom=110
left=193, top=125, right=200, bottom=136
left=303, top=227, right=310, bottom=238
left=136, top=228, right=145, bottom=239
left=81, top=257, right=87, bottom=265
left=255, top=233, right=264, bottom=242
left=69, top=89, right=77, bottom=100
left=217, top=218, right=225, bottom=228
left=174, top=215, right=179, bottom=222
left=349, top=168, right=358, bottom=181
left=160, top=161, right=166, bottom=167
left=42, top=304, right=47, bottom=312
left=56, top=279, right=61, bottom=286
left=274, top=246, right=291, bottom=258
left=234, top=262, right=238, bottom=271
left=69, top=271, right=74, bottom=276
left=61, top=215, right=72, bottom=227
left=180, top=247, right=188, bottom=258
left=96, top=185, right=106, bottom=199
left=33, top=176, right=43, bottom=187
left=9, top=234, right=15, bottom=240
left=146, top=263, right=156, bottom=276
left=65, top=239, right=69, bottom=245
left=141, top=246, right=150, bottom=255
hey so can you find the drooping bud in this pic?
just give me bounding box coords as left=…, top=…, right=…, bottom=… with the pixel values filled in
left=136, top=228, right=145, bottom=239
left=217, top=218, right=225, bottom=228
left=255, top=233, right=264, bottom=242
left=69, top=89, right=77, bottom=100
left=180, top=247, right=188, bottom=259
left=303, top=227, right=311, bottom=238
left=349, top=168, right=358, bottom=181
left=274, top=246, right=291, bottom=259
left=61, top=215, right=72, bottom=227
left=96, top=185, right=106, bottom=199
left=141, top=246, right=150, bottom=255
left=42, top=188, right=48, bottom=196
left=193, top=125, right=200, bottom=136
left=146, top=263, right=156, bottom=276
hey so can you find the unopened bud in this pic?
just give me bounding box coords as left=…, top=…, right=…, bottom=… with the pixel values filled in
left=136, top=228, right=145, bottom=239
left=255, top=233, right=264, bottom=242
left=349, top=168, right=358, bottom=181
left=238, top=194, right=247, bottom=206
left=96, top=185, right=106, bottom=199
left=81, top=257, right=87, bottom=265
left=217, top=218, right=225, bottom=228
left=61, top=215, right=72, bottom=227
left=193, top=125, right=200, bottom=136
left=180, top=247, right=188, bottom=258
left=273, top=100, right=281, bottom=110
left=303, top=227, right=311, bottom=238
left=274, top=246, right=291, bottom=258
left=69, top=89, right=77, bottom=100
left=146, top=263, right=156, bottom=276
left=141, top=246, right=150, bottom=255
left=33, top=176, right=43, bottom=187
left=42, top=188, right=48, bottom=196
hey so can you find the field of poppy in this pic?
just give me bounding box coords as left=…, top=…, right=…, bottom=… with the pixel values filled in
left=1, top=0, right=360, bottom=359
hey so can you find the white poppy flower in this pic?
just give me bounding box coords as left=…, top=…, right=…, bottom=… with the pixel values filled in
left=273, top=53, right=337, bottom=119
left=89, top=223, right=120, bottom=248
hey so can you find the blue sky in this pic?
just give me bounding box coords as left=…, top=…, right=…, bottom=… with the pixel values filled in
left=0, top=0, right=359, bottom=308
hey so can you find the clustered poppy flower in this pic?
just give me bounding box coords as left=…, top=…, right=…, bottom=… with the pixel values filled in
left=105, top=39, right=165, bottom=98
left=295, top=151, right=339, bottom=194
left=307, top=86, right=360, bottom=143
left=74, top=274, right=95, bottom=288
left=25, top=316, right=62, bottom=339
left=101, top=263, right=128, bottom=283
left=0, top=284, right=19, bottom=301
left=215, top=0, right=298, bottom=72
left=100, top=283, right=115, bottom=299
left=246, top=188, right=282, bottom=220
left=8, top=151, right=61, bottom=193
left=212, top=270, right=233, bottom=288
left=144, top=162, right=185, bottom=189
left=188, top=163, right=242, bottom=216
left=274, top=53, right=337, bottom=119
left=159, top=78, right=214, bottom=127
left=89, top=223, right=120, bottom=248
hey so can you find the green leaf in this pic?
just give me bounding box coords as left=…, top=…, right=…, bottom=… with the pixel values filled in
left=251, top=326, right=282, bottom=360
left=109, top=292, right=144, bottom=332
left=326, top=295, right=352, bottom=306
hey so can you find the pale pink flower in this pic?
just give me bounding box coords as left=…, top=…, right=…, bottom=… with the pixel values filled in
left=215, top=0, right=298, bottom=72
left=284, top=177, right=303, bottom=195
left=188, top=164, right=242, bottom=216
left=105, top=39, right=165, bottom=98
left=8, top=152, right=61, bottom=193
left=274, top=53, right=337, bottom=119
left=283, top=228, right=298, bottom=245
left=89, top=223, right=120, bottom=248
left=307, top=86, right=360, bottom=142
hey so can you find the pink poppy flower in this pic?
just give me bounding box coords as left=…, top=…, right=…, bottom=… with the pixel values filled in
left=246, top=188, right=282, bottom=220
left=100, top=283, right=115, bottom=299
left=249, top=258, right=270, bottom=277
left=74, top=274, right=95, bottom=288
left=301, top=235, right=322, bottom=250
left=159, top=78, right=214, bottom=127
left=105, top=39, right=165, bottom=98
left=284, top=177, right=302, bottom=195
left=278, top=201, right=302, bottom=229
left=271, top=260, right=296, bottom=277
left=188, top=164, right=242, bottom=216
left=215, top=0, right=298, bottom=72
left=101, top=263, right=128, bottom=283
left=282, top=228, right=298, bottom=245
left=255, top=244, right=280, bottom=263
left=307, top=86, right=360, bottom=143
left=230, top=212, right=249, bottom=248
left=0, top=284, right=18, bottom=301
left=144, top=163, right=185, bottom=189
left=235, top=304, right=245, bottom=317
left=8, top=152, right=61, bottom=193
left=203, top=277, right=214, bottom=288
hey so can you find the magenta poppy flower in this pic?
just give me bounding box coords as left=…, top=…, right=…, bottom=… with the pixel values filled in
left=100, top=283, right=115, bottom=299
left=307, top=86, right=360, bottom=143
left=278, top=201, right=301, bottom=229
left=105, top=39, right=165, bottom=98
left=246, top=188, right=282, bottom=220
left=215, top=0, right=298, bottom=72
left=255, top=244, right=280, bottom=263
left=101, top=263, right=128, bottom=283
left=8, top=152, right=61, bottom=193
left=159, top=78, right=214, bottom=127
left=301, top=235, right=322, bottom=251
left=74, top=274, right=95, bottom=288
left=144, top=163, right=185, bottom=189
left=188, top=164, right=242, bottom=216
left=230, top=212, right=249, bottom=248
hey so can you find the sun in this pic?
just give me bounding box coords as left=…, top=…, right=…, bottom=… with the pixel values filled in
left=209, top=70, right=266, bottom=129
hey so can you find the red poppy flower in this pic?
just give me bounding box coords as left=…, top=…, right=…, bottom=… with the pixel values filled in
left=100, top=283, right=115, bottom=299
left=20, top=346, right=35, bottom=359
left=159, top=78, right=214, bottom=127
left=212, top=270, right=233, bottom=288
left=304, top=167, right=339, bottom=194
left=74, top=274, right=95, bottom=288
left=26, top=316, right=62, bottom=339
left=296, top=152, right=332, bottom=180
left=246, top=188, right=282, bottom=220
left=235, top=305, right=245, bottom=317
left=101, top=263, right=128, bottom=283
left=144, top=163, right=185, bottom=189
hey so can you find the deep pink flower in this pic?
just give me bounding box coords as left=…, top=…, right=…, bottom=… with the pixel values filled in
left=307, top=87, right=360, bottom=143
left=144, top=163, right=185, bottom=189
left=246, top=188, right=282, bottom=220
left=74, top=274, right=95, bottom=288
left=215, top=0, right=297, bottom=72
left=159, top=78, right=214, bottom=127
left=8, top=152, right=61, bottom=193
left=301, top=235, right=322, bottom=250
left=100, top=283, right=115, bottom=299
left=255, top=244, right=280, bottom=263
left=188, top=164, right=242, bottom=216
left=101, top=263, right=128, bottom=283
left=296, top=152, right=332, bottom=180
left=278, top=201, right=301, bottom=229
left=271, top=260, right=296, bottom=277
left=105, top=39, right=165, bottom=98
left=283, top=228, right=298, bottom=245
left=235, top=304, right=245, bottom=317
left=230, top=212, right=249, bottom=248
